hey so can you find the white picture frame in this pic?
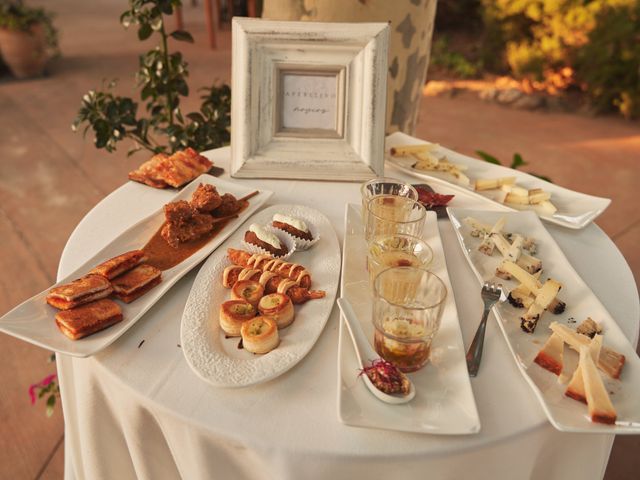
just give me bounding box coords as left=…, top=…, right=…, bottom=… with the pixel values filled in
left=231, top=17, right=389, bottom=182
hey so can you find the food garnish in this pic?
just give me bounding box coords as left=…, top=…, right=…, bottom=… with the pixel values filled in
left=412, top=184, right=454, bottom=218
left=359, top=359, right=411, bottom=396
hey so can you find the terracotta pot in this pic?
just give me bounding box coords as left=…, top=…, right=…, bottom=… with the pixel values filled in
left=0, top=23, right=48, bottom=78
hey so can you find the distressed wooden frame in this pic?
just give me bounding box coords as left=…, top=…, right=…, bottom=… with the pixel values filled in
left=231, top=17, right=389, bottom=181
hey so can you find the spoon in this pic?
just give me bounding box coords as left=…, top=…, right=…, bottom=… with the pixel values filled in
left=337, top=298, right=415, bottom=404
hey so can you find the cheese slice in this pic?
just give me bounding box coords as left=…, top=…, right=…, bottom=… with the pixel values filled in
left=566, top=334, right=602, bottom=403
left=580, top=343, right=617, bottom=424
left=550, top=322, right=626, bottom=379
left=534, top=332, right=564, bottom=375
left=501, top=261, right=542, bottom=294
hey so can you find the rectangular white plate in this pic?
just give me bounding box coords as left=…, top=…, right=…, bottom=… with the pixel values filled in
left=386, top=132, right=611, bottom=230
left=0, top=175, right=272, bottom=357
left=337, top=205, right=480, bottom=434
left=448, top=208, right=640, bottom=433
left=181, top=204, right=341, bottom=387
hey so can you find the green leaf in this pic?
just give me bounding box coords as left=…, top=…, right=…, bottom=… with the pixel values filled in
left=158, top=0, right=175, bottom=15
left=475, top=150, right=502, bottom=165
left=46, top=395, right=56, bottom=417
left=531, top=173, right=553, bottom=183
left=138, top=23, right=152, bottom=41
left=176, top=80, right=189, bottom=97
left=170, top=30, right=194, bottom=43
left=510, top=153, right=527, bottom=169
left=186, top=112, right=205, bottom=124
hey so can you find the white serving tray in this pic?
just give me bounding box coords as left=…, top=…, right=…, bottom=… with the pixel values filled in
left=0, top=175, right=272, bottom=357
left=386, top=132, right=610, bottom=230
left=448, top=207, right=640, bottom=433
left=337, top=205, right=480, bottom=434
left=181, top=204, right=341, bottom=387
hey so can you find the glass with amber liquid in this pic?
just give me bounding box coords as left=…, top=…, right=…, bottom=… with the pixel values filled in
left=360, top=178, right=418, bottom=233
left=367, top=234, right=433, bottom=291
left=372, top=266, right=447, bottom=372
left=365, top=195, right=426, bottom=243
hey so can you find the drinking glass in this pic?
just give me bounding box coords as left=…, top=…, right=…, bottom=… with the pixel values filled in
left=365, top=195, right=426, bottom=243
left=367, top=234, right=434, bottom=290
left=372, top=266, right=447, bottom=372
left=360, top=177, right=418, bottom=231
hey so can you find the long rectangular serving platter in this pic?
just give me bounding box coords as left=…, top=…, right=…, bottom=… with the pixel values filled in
left=447, top=208, right=640, bottom=433
left=337, top=204, right=480, bottom=434
left=0, top=175, right=272, bottom=357
left=385, top=132, right=610, bottom=230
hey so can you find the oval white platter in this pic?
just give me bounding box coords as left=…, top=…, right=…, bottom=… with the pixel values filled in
left=181, top=204, right=341, bottom=387
left=447, top=207, right=640, bottom=434
left=385, top=132, right=611, bottom=230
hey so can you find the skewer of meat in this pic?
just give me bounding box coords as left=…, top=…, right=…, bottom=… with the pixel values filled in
left=226, top=249, right=312, bottom=288
left=222, top=266, right=325, bottom=304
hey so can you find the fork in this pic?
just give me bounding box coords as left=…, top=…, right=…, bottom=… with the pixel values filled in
left=466, top=282, right=503, bottom=377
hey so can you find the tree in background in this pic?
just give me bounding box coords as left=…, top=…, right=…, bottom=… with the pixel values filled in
left=480, top=0, right=640, bottom=118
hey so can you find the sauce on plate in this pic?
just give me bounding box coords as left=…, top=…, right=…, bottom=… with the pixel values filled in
left=142, top=201, right=248, bottom=271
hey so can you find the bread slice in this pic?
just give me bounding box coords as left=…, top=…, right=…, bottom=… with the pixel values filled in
left=89, top=250, right=147, bottom=280
left=111, top=264, right=162, bottom=303
left=55, top=299, right=123, bottom=340
left=46, top=275, right=113, bottom=310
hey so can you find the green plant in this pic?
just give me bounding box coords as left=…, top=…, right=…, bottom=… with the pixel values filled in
left=480, top=0, right=640, bottom=117
left=475, top=150, right=552, bottom=182
left=431, top=36, right=480, bottom=78
left=29, top=354, right=59, bottom=417
left=72, top=0, right=231, bottom=156
left=0, top=0, right=58, bottom=51
left=574, top=2, right=640, bottom=118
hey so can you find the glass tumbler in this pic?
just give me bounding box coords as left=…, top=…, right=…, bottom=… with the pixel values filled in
left=365, top=195, right=426, bottom=243
left=360, top=177, right=418, bottom=231
left=367, top=234, right=434, bottom=290
left=372, top=266, right=447, bottom=372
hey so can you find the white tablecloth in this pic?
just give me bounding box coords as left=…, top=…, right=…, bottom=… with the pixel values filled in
left=57, top=147, right=640, bottom=480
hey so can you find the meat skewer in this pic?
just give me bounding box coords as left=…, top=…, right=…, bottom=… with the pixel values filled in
left=226, top=249, right=312, bottom=288
left=222, top=266, right=325, bottom=304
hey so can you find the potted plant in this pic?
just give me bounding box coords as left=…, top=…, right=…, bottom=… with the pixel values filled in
left=0, top=0, right=58, bottom=78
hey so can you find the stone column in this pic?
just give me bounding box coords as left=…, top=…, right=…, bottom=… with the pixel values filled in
left=262, top=0, right=437, bottom=135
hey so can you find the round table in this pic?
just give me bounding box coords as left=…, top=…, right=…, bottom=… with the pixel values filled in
left=57, top=147, right=639, bottom=480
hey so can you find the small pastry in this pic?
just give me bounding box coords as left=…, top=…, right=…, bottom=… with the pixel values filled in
left=241, top=317, right=280, bottom=354
left=272, top=214, right=313, bottom=241
left=258, top=293, right=295, bottom=329
left=231, top=280, right=264, bottom=307
left=222, top=265, right=244, bottom=288
left=219, top=300, right=256, bottom=337
left=244, top=224, right=288, bottom=257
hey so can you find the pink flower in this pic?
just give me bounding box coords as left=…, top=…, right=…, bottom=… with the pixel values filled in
left=28, top=373, right=58, bottom=405
left=41, top=374, right=57, bottom=386
left=28, top=385, right=37, bottom=405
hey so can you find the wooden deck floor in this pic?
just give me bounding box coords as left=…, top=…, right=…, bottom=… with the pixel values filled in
left=0, top=1, right=638, bottom=478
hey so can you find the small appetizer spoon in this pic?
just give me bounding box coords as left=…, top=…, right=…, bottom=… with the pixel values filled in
left=337, top=298, right=415, bottom=404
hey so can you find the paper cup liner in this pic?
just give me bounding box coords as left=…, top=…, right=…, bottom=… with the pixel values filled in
left=271, top=221, right=320, bottom=251
left=242, top=226, right=297, bottom=260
